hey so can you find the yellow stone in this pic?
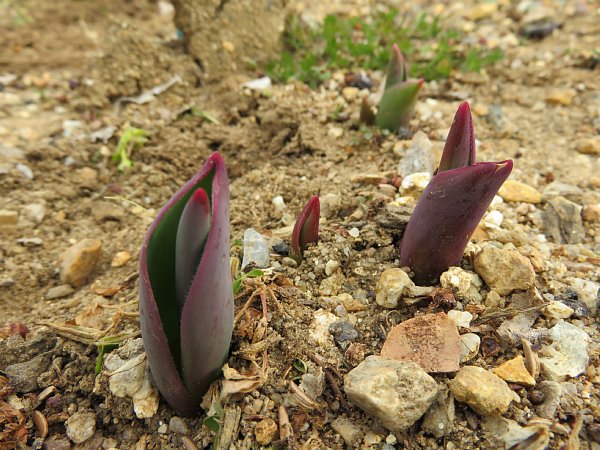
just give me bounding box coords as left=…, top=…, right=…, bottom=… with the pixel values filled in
left=498, top=180, right=542, bottom=204
left=111, top=251, right=132, bottom=268
left=575, top=138, right=600, bottom=155
left=545, top=89, right=576, bottom=106
left=492, top=355, right=536, bottom=387
left=467, top=3, right=497, bottom=20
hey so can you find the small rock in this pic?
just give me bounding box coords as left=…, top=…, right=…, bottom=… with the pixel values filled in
left=168, top=416, right=188, bottom=434
left=375, top=268, right=415, bottom=308
left=569, top=278, right=599, bottom=315
left=309, top=310, right=338, bottom=347
left=107, top=353, right=146, bottom=397
left=5, top=354, right=51, bottom=392
left=42, top=436, right=71, bottom=450
left=331, top=417, right=361, bottom=446
left=345, top=342, right=367, bottom=367
left=111, top=251, right=131, bottom=268
left=399, top=172, right=430, bottom=195
left=473, top=247, right=535, bottom=295
left=76, top=167, right=98, bottom=183
left=254, top=418, right=277, bottom=445
left=582, top=204, right=600, bottom=222
left=539, top=320, right=590, bottom=381
left=543, top=301, right=574, bottom=320
left=16, top=237, right=43, bottom=246
left=381, top=313, right=461, bottom=373
left=396, top=131, right=435, bottom=177
left=498, top=180, right=542, bottom=204
left=543, top=197, right=585, bottom=244
left=132, top=372, right=160, bottom=419
left=467, top=2, right=497, bottom=20
left=241, top=228, right=270, bottom=269
left=0, top=209, right=18, bottom=228
left=338, top=293, right=368, bottom=312
left=344, top=356, right=438, bottom=433
left=319, top=193, right=342, bottom=219
left=449, top=366, right=520, bottom=415
left=536, top=381, right=561, bottom=419
left=348, top=227, right=360, bottom=238
left=157, top=423, right=168, bottom=434
left=22, top=203, right=45, bottom=224
left=447, top=310, right=473, bottom=328
left=421, top=386, right=455, bottom=438
left=325, top=260, right=339, bottom=276
left=575, top=137, right=600, bottom=155
left=492, top=355, right=536, bottom=387
left=272, top=195, right=286, bottom=212
left=342, top=87, right=359, bottom=102
left=329, top=321, right=359, bottom=350
left=65, top=411, right=96, bottom=444
left=59, top=239, right=103, bottom=288
left=46, top=284, right=75, bottom=300
left=16, top=163, right=33, bottom=179
left=483, top=210, right=504, bottom=229
left=92, top=201, right=125, bottom=222
left=328, top=127, right=343, bottom=139
left=459, top=333, right=481, bottom=363
left=318, top=270, right=344, bottom=296
left=545, top=89, right=576, bottom=106
left=281, top=257, right=298, bottom=268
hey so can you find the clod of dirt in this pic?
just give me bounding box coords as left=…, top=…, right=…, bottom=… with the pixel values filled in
left=172, top=0, right=286, bottom=81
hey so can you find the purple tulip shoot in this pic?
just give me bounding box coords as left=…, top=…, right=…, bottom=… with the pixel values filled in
left=290, top=195, right=320, bottom=262
left=374, top=44, right=424, bottom=132
left=139, top=152, right=233, bottom=415
left=400, top=102, right=513, bottom=284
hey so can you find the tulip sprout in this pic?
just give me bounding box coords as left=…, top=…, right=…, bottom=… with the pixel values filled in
left=290, top=195, right=320, bottom=262
left=400, top=102, right=513, bottom=284
left=139, top=152, right=233, bottom=415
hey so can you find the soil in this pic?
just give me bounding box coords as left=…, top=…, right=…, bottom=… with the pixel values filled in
left=1, top=0, right=599, bottom=449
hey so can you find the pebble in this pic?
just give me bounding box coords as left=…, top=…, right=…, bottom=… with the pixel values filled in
left=473, top=246, right=535, bottom=295
left=498, top=180, right=542, bottom=204
left=107, top=353, right=146, bottom=397
left=168, top=416, right=188, bottom=434
left=396, top=131, right=435, bottom=177
left=421, top=386, right=455, bottom=438
left=348, top=227, right=360, bottom=238
left=5, top=354, right=51, bottom=392
left=76, top=167, right=98, bottom=183
left=483, top=210, right=504, bottom=228
left=327, top=127, right=343, bottom=139
left=344, top=356, right=438, bottom=433
left=375, top=268, right=415, bottom=308
left=575, top=137, right=600, bottom=155
left=325, top=260, right=339, bottom=276
left=59, top=239, right=103, bottom=288
left=492, top=355, right=536, bottom=387
left=92, top=201, right=125, bottom=222
left=342, top=87, right=359, bottom=102
left=111, top=251, right=132, bottom=268
left=447, top=310, right=473, bottom=329
left=309, top=309, right=338, bottom=346
left=241, top=228, right=270, bottom=269
left=46, top=284, right=75, bottom=300
left=331, top=417, right=361, bottom=446
left=254, top=418, right=278, bottom=445
left=157, top=423, right=168, bottom=434
left=281, top=256, right=297, bottom=268
left=467, top=2, right=497, bottom=20
left=543, top=301, right=574, bottom=320
left=449, top=366, right=520, bottom=415
left=399, top=172, right=430, bottom=195
left=0, top=209, right=18, bottom=228
left=17, top=237, right=43, bottom=247
left=381, top=313, right=460, bottom=373
left=543, top=196, right=585, bottom=244
left=65, top=411, right=96, bottom=444
left=329, top=321, right=359, bottom=350
left=272, top=195, right=286, bottom=212
left=545, top=89, right=576, bottom=106
left=459, top=333, right=481, bottom=363
left=582, top=204, right=600, bottom=222
left=16, top=163, right=33, bottom=179
left=22, top=203, right=45, bottom=224
left=536, top=381, right=561, bottom=419
left=539, top=320, right=590, bottom=381
left=569, top=278, right=599, bottom=315
left=440, top=267, right=478, bottom=298
left=319, top=193, right=341, bottom=219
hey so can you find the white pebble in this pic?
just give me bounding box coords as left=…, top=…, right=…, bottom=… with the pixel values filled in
left=348, top=227, right=360, bottom=238
left=272, top=195, right=286, bottom=212
left=484, top=210, right=504, bottom=229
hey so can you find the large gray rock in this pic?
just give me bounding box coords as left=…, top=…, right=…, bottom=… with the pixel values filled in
left=539, top=321, right=590, bottom=381
left=344, top=356, right=438, bottom=433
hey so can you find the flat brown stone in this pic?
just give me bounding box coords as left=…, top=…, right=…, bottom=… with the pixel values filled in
left=381, top=312, right=461, bottom=373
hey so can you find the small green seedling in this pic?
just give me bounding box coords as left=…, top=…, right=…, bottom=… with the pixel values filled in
left=112, top=126, right=149, bottom=171
left=94, top=333, right=134, bottom=374
left=233, top=269, right=264, bottom=295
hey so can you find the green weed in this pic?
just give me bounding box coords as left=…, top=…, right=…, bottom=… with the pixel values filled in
left=266, top=9, right=502, bottom=87
left=112, top=126, right=149, bottom=171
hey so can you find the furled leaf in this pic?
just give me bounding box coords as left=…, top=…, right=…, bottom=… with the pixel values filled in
left=375, top=79, right=423, bottom=131
left=438, top=101, right=475, bottom=172
left=400, top=160, right=513, bottom=284
left=290, top=195, right=320, bottom=262
left=384, top=43, right=409, bottom=90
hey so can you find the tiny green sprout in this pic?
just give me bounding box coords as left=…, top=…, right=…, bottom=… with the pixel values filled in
left=190, top=107, right=221, bottom=125
left=293, top=359, right=308, bottom=374
left=203, top=397, right=224, bottom=445
left=112, top=126, right=149, bottom=171
left=233, top=269, right=265, bottom=295
left=94, top=333, right=132, bottom=374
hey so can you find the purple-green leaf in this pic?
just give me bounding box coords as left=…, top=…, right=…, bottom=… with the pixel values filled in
left=375, top=79, right=423, bottom=131
left=384, top=43, right=409, bottom=90
left=290, top=195, right=320, bottom=262
left=139, top=152, right=232, bottom=415
left=399, top=102, right=513, bottom=284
